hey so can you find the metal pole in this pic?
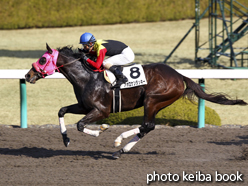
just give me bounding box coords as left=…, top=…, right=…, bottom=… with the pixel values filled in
left=195, top=0, right=200, bottom=63
left=214, top=0, right=217, bottom=66
left=222, top=0, right=225, bottom=53
left=230, top=0, right=233, bottom=67
left=209, top=0, right=214, bottom=66
left=218, top=0, right=238, bottom=67
left=198, top=79, right=205, bottom=128
left=20, top=79, right=27, bottom=128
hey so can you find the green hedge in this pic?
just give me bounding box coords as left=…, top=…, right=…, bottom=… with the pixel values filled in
left=1, top=0, right=247, bottom=29
left=96, top=98, right=221, bottom=126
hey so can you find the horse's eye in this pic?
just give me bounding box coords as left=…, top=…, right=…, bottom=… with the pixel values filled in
left=39, top=57, right=46, bottom=65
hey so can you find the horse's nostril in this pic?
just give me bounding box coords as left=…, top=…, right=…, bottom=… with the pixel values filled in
left=25, top=74, right=30, bottom=79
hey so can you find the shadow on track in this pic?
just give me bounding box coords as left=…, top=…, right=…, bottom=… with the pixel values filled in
left=0, top=147, right=159, bottom=159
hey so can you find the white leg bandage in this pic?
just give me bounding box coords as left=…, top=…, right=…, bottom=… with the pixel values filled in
left=59, top=117, right=67, bottom=134
left=123, top=135, right=140, bottom=152
left=83, top=128, right=100, bottom=137
left=114, top=128, right=140, bottom=147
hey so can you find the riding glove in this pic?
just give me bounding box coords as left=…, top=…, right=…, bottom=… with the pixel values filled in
left=81, top=53, right=89, bottom=62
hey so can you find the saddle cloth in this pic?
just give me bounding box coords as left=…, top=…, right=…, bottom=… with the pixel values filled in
left=104, top=64, right=147, bottom=89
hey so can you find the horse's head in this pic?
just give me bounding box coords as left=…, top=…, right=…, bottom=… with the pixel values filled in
left=25, top=43, right=59, bottom=84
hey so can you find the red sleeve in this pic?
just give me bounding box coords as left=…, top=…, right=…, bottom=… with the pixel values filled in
left=86, top=48, right=107, bottom=69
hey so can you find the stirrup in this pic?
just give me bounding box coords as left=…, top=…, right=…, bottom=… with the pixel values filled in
left=111, top=77, right=128, bottom=89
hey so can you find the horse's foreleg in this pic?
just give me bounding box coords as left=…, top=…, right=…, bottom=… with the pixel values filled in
left=58, top=104, right=88, bottom=147
left=77, top=108, right=109, bottom=137
left=59, top=117, right=70, bottom=147
left=80, top=124, right=109, bottom=137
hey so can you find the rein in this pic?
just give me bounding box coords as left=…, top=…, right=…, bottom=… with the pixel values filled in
left=57, top=54, right=81, bottom=70
left=61, top=53, right=103, bottom=74
left=60, top=54, right=103, bottom=75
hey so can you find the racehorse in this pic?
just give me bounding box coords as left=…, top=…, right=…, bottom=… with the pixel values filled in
left=25, top=44, right=247, bottom=159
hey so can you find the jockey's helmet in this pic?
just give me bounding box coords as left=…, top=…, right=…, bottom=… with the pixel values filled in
left=79, top=32, right=96, bottom=44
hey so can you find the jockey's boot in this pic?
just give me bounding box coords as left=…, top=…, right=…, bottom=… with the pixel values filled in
left=109, top=65, right=128, bottom=89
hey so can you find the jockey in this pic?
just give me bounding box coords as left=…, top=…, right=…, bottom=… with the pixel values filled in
left=79, top=32, right=135, bottom=88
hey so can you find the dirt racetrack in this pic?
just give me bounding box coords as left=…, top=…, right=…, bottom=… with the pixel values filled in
left=1, top=124, right=248, bottom=185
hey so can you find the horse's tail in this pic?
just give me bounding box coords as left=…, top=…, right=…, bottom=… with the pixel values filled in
left=182, top=76, right=247, bottom=105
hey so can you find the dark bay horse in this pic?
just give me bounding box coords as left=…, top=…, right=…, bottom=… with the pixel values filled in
left=25, top=44, right=247, bottom=159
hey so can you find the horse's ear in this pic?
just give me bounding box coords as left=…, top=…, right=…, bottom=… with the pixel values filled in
left=46, top=43, right=53, bottom=54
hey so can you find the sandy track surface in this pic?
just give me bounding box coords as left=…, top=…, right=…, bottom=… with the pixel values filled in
left=1, top=125, right=248, bottom=185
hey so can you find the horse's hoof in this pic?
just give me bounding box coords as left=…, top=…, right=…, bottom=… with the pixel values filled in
left=63, top=137, right=70, bottom=147
left=100, top=124, right=109, bottom=133
left=114, top=141, right=121, bottom=147
left=62, top=134, right=70, bottom=147
left=112, top=151, right=121, bottom=159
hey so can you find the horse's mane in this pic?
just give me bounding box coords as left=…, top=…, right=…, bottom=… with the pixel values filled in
left=57, top=46, right=81, bottom=59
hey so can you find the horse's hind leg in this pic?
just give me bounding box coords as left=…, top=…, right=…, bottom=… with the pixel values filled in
left=113, top=128, right=141, bottom=147
left=112, top=112, right=155, bottom=159
left=112, top=94, right=182, bottom=159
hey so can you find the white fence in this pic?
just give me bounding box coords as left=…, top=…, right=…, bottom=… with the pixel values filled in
left=0, top=69, right=248, bottom=128
left=1, top=69, right=248, bottom=79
